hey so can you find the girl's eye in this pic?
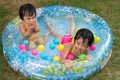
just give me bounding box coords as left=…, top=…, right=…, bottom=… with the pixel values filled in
left=28, top=18, right=31, bottom=20
left=77, top=42, right=82, bottom=45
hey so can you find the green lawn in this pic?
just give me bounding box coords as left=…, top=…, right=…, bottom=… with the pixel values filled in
left=0, top=0, right=120, bottom=80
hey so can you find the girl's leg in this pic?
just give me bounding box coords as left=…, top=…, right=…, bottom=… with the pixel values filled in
left=43, top=32, right=50, bottom=44
left=38, top=36, right=45, bottom=45
left=69, top=15, right=75, bottom=36
left=46, top=22, right=62, bottom=39
left=27, top=41, right=36, bottom=50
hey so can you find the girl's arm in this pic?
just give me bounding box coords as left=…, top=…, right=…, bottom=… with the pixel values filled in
left=46, top=22, right=62, bottom=39
left=61, top=43, right=73, bottom=60
left=60, top=43, right=73, bottom=69
left=33, top=20, right=40, bottom=32
left=19, top=23, right=32, bottom=38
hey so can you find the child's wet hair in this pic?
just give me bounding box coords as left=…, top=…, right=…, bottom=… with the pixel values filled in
left=19, top=4, right=36, bottom=20
left=74, top=28, right=94, bottom=46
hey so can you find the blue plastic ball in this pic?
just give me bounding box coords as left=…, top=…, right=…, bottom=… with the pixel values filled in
left=53, top=39, right=60, bottom=45
left=49, top=44, right=56, bottom=50
left=47, top=56, right=53, bottom=61
left=23, top=40, right=29, bottom=46
left=40, top=54, right=47, bottom=60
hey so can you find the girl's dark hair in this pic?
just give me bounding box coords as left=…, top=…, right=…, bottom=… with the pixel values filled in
left=74, top=28, right=94, bottom=46
left=19, top=4, right=36, bottom=20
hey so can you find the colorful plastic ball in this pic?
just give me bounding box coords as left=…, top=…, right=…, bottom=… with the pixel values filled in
left=94, top=36, right=100, bottom=43
left=40, top=54, right=47, bottom=60
left=21, top=49, right=27, bottom=52
left=38, top=45, right=45, bottom=51
left=20, top=44, right=26, bottom=50
left=58, top=44, right=64, bottom=51
left=53, top=38, right=60, bottom=45
left=67, top=53, right=74, bottom=60
left=47, top=56, right=53, bottom=61
left=78, top=54, right=86, bottom=60
left=53, top=56, right=60, bottom=61
left=49, top=44, right=56, bottom=50
left=90, top=44, right=96, bottom=51
left=31, top=49, right=38, bottom=56
left=23, top=40, right=29, bottom=46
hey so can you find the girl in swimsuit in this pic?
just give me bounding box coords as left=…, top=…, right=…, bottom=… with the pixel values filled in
left=19, top=4, right=50, bottom=49
left=46, top=15, right=94, bottom=69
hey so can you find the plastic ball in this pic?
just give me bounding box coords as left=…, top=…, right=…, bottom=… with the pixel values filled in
left=53, top=38, right=60, bottom=45
left=67, top=53, right=74, bottom=60
left=58, top=44, right=64, bottom=51
left=47, top=56, right=53, bottom=61
left=90, top=44, right=96, bottom=51
left=49, top=44, right=56, bottom=50
left=78, top=54, right=86, bottom=60
left=20, top=44, right=26, bottom=50
left=94, top=36, right=100, bottom=43
left=21, top=49, right=27, bottom=52
left=38, top=45, right=45, bottom=51
left=23, top=40, right=29, bottom=46
left=53, top=56, right=60, bottom=61
left=31, top=49, right=38, bottom=56
left=40, top=54, right=47, bottom=60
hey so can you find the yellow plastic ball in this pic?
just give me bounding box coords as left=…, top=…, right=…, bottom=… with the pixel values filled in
left=38, top=45, right=45, bottom=51
left=94, top=36, right=100, bottom=43
left=53, top=56, right=60, bottom=61
left=58, top=44, right=64, bottom=51
left=76, top=28, right=81, bottom=32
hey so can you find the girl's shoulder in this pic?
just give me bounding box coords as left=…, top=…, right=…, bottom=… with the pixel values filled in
left=19, top=21, right=24, bottom=27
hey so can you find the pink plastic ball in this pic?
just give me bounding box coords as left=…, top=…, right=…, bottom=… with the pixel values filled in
left=90, top=44, right=96, bottom=51
left=67, top=53, right=74, bottom=60
left=20, top=44, right=26, bottom=50
left=31, top=49, right=38, bottom=56
left=60, top=51, right=64, bottom=57
left=21, top=49, right=27, bottom=52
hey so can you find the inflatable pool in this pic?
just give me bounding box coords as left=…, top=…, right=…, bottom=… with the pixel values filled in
left=2, top=6, right=113, bottom=80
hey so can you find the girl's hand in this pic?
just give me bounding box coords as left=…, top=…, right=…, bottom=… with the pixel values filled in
left=86, top=55, right=93, bottom=61
left=28, top=25, right=35, bottom=30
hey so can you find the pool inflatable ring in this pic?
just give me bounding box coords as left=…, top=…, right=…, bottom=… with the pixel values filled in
left=2, top=6, right=113, bottom=80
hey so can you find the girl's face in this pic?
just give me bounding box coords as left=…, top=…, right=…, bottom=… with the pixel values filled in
left=23, top=13, right=36, bottom=26
left=73, top=38, right=88, bottom=56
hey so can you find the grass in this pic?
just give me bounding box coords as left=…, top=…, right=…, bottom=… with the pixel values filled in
left=0, top=0, right=120, bottom=80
